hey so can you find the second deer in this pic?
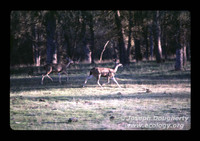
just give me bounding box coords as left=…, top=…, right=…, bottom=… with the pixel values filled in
left=83, top=63, right=123, bottom=88
left=41, top=57, right=74, bottom=85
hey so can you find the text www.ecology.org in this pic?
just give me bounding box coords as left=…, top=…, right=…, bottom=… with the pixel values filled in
left=125, top=123, right=184, bottom=129
left=120, top=116, right=189, bottom=129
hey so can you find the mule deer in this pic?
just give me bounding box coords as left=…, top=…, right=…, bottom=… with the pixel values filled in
left=41, top=57, right=74, bottom=85
left=83, top=63, right=123, bottom=88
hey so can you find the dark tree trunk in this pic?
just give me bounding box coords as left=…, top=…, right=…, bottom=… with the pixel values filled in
left=162, top=33, right=168, bottom=60
left=88, top=12, right=95, bottom=64
left=46, top=11, right=56, bottom=64
left=149, top=24, right=154, bottom=60
left=133, top=11, right=143, bottom=63
left=144, top=25, right=149, bottom=60
left=114, top=10, right=127, bottom=65
left=175, top=47, right=183, bottom=71
left=161, top=11, right=168, bottom=61
left=135, top=39, right=142, bottom=62
left=174, top=11, right=186, bottom=71
left=81, top=11, right=91, bottom=63
left=55, top=25, right=62, bottom=64
left=175, top=25, right=183, bottom=70
left=32, top=24, right=41, bottom=66
left=127, top=11, right=133, bottom=64
left=31, top=13, right=41, bottom=67
left=186, top=43, right=191, bottom=62
left=111, top=41, right=118, bottom=59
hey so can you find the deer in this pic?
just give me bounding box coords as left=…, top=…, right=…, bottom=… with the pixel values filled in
left=41, top=57, right=74, bottom=85
left=82, top=62, right=123, bottom=88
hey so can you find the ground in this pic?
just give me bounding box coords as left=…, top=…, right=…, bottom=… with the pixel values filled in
left=10, top=61, right=191, bottom=130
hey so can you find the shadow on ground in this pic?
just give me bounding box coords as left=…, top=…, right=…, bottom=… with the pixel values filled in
left=10, top=69, right=190, bottom=93
left=10, top=90, right=190, bottom=103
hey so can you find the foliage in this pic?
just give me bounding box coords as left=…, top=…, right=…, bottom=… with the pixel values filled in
left=10, top=11, right=191, bottom=66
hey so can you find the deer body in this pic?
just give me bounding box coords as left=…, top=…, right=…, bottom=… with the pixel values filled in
left=90, top=67, right=115, bottom=78
left=41, top=58, right=73, bottom=85
left=83, top=63, right=123, bottom=88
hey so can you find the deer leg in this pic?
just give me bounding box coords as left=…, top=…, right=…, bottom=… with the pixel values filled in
left=96, top=74, right=102, bottom=88
left=111, top=76, right=121, bottom=88
left=63, top=71, right=68, bottom=81
left=107, top=77, right=110, bottom=84
left=47, top=74, right=53, bottom=82
left=58, top=73, right=61, bottom=84
left=41, top=75, right=45, bottom=85
left=41, top=66, right=53, bottom=85
left=102, top=77, right=110, bottom=86
left=83, top=75, right=93, bottom=87
left=41, top=74, right=53, bottom=85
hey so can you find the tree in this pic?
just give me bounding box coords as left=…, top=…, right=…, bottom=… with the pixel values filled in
left=127, top=11, right=133, bottom=64
left=10, top=11, right=190, bottom=67
left=175, top=26, right=183, bottom=71
left=31, top=11, right=42, bottom=66
left=149, top=22, right=154, bottom=60
left=80, top=11, right=92, bottom=63
left=174, top=11, right=190, bottom=70
left=88, top=11, right=95, bottom=64
left=114, top=10, right=127, bottom=65
left=46, top=11, right=56, bottom=64
left=153, top=11, right=163, bottom=63
left=174, top=12, right=183, bottom=71
left=32, top=22, right=41, bottom=66
left=133, top=11, right=143, bottom=62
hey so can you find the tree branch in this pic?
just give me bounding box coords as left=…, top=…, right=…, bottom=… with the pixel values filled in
left=99, top=40, right=110, bottom=62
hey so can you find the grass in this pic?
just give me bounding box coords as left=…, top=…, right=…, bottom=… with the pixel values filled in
left=10, top=60, right=191, bottom=130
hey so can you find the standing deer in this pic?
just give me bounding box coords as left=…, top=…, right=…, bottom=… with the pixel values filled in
left=41, top=57, right=74, bottom=85
left=83, top=63, right=123, bottom=88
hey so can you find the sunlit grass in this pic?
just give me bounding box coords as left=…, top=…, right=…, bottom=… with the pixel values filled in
left=10, top=61, right=191, bottom=130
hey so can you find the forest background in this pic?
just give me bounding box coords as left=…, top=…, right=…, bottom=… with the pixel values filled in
left=10, top=10, right=190, bottom=70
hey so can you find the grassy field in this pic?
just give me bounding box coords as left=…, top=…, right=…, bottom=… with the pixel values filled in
left=10, top=61, right=191, bottom=130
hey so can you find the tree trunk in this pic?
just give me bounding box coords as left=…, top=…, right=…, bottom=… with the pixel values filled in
left=144, top=25, right=149, bottom=60
left=161, top=11, right=168, bottom=61
left=34, top=46, right=41, bottom=66
left=31, top=14, right=41, bottom=67
left=153, top=11, right=163, bottom=63
left=46, top=11, right=56, bottom=64
left=175, top=24, right=183, bottom=70
left=149, top=24, right=154, bottom=60
left=55, top=26, right=62, bottom=64
left=174, top=11, right=185, bottom=71
left=127, top=11, right=133, bottom=64
left=135, top=39, right=142, bottom=62
left=88, top=12, right=95, bottom=64
left=111, top=41, right=118, bottom=59
left=186, top=43, right=191, bottom=62
left=162, top=33, right=168, bottom=60
left=133, top=11, right=143, bottom=63
left=33, top=24, right=41, bottom=66
left=81, top=11, right=91, bottom=63
left=175, top=47, right=183, bottom=70
left=114, top=10, right=127, bottom=65
left=183, top=44, right=187, bottom=67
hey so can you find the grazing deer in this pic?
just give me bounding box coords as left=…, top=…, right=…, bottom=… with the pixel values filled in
left=41, top=57, right=74, bottom=85
left=83, top=63, right=123, bottom=88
